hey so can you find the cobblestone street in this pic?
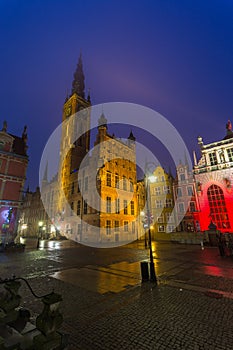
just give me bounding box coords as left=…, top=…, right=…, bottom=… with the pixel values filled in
left=1, top=240, right=233, bottom=349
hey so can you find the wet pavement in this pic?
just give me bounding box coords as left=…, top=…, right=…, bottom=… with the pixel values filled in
left=1, top=240, right=233, bottom=349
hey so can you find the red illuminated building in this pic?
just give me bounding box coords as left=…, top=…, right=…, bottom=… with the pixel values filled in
left=194, top=121, right=233, bottom=232
left=0, top=121, right=28, bottom=243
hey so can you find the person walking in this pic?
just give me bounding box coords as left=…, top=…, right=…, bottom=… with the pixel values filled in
left=228, top=234, right=233, bottom=256
left=218, top=233, right=225, bottom=257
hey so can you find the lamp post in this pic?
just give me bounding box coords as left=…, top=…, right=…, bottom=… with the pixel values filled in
left=144, top=224, right=147, bottom=248
left=37, top=221, right=43, bottom=249
left=145, top=169, right=157, bottom=284
left=140, top=211, right=147, bottom=248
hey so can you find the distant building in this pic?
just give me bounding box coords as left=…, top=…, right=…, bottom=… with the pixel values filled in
left=173, top=161, right=200, bottom=232
left=194, top=120, right=233, bottom=232
left=0, top=121, right=28, bottom=243
left=18, top=187, right=48, bottom=238
left=149, top=166, right=175, bottom=236
left=136, top=179, right=146, bottom=241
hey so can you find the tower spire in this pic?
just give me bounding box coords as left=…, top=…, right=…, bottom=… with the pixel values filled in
left=43, top=161, right=48, bottom=183
left=71, top=53, right=85, bottom=98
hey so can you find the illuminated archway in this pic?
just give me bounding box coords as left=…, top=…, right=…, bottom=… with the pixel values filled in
left=207, top=184, right=230, bottom=229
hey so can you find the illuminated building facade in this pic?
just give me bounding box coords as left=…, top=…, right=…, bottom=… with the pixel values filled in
left=18, top=174, right=58, bottom=240
left=149, top=166, right=176, bottom=236
left=18, top=187, right=48, bottom=238
left=173, top=161, right=200, bottom=232
left=90, top=115, right=138, bottom=243
left=194, top=121, right=233, bottom=232
left=19, top=54, right=233, bottom=240
left=52, top=55, right=138, bottom=244
left=137, top=179, right=146, bottom=240
left=0, top=122, right=28, bottom=243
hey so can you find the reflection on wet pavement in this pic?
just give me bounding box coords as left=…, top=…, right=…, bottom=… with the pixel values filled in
left=201, top=265, right=233, bottom=279
left=51, top=262, right=142, bottom=294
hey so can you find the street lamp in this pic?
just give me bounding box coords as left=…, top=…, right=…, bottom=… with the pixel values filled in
left=145, top=168, right=157, bottom=284
left=140, top=211, right=147, bottom=248
left=38, top=221, right=43, bottom=236
left=37, top=221, right=43, bottom=249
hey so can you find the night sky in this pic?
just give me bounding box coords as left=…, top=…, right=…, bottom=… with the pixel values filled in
left=1, top=0, right=233, bottom=190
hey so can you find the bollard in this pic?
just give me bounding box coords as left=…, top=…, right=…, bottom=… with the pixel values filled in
left=140, top=261, right=149, bottom=282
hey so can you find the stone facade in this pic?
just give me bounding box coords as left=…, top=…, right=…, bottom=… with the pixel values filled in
left=194, top=121, right=233, bottom=232
left=149, top=166, right=176, bottom=237
left=173, top=162, right=200, bottom=232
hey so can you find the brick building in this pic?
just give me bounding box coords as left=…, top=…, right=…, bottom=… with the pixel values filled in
left=0, top=121, right=28, bottom=243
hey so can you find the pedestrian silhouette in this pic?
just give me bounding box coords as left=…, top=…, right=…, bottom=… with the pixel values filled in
left=218, top=233, right=225, bottom=257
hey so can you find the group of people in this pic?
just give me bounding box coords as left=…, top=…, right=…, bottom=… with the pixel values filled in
left=217, top=233, right=233, bottom=257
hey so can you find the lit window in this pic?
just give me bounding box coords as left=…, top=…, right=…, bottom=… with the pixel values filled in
left=155, top=200, right=163, bottom=208
left=227, top=148, right=233, bottom=162
left=167, top=225, right=175, bottom=232
left=179, top=203, right=185, bottom=213
left=187, top=187, right=193, bottom=196
left=106, top=220, right=111, bottom=235
left=115, top=174, right=119, bottom=188
left=166, top=212, right=173, bottom=221
left=124, top=221, right=129, bottom=232
left=163, top=186, right=170, bottom=194
left=114, top=221, right=119, bottom=232
left=107, top=172, right=111, bottom=187
left=115, top=198, right=120, bottom=214
left=124, top=200, right=128, bottom=214
left=207, top=184, right=230, bottom=229
left=158, top=225, right=165, bottom=232
left=177, top=188, right=182, bottom=197
left=130, top=201, right=135, bottom=215
left=209, top=152, right=217, bottom=166
left=129, top=179, right=133, bottom=192
left=157, top=215, right=163, bottom=223
left=106, top=197, right=111, bottom=213
left=180, top=174, right=185, bottom=181
left=154, top=187, right=161, bottom=195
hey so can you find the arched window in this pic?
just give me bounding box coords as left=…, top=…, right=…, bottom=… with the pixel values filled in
left=207, top=184, right=230, bottom=229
